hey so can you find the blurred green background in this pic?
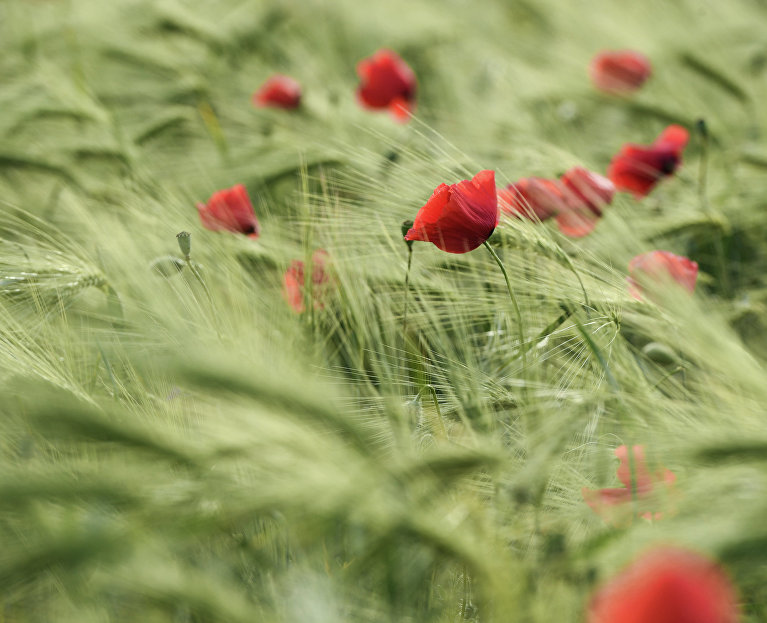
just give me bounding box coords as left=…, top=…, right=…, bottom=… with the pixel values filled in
left=2, top=0, right=767, bottom=621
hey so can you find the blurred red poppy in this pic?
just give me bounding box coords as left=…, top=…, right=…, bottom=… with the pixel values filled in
left=500, top=168, right=615, bottom=238
left=283, top=249, right=331, bottom=313
left=405, top=170, right=498, bottom=253
left=498, top=177, right=562, bottom=221
left=589, top=50, right=652, bottom=95
left=582, top=445, right=675, bottom=525
left=588, top=547, right=739, bottom=623
left=627, top=250, right=698, bottom=300
left=608, top=125, right=689, bottom=198
left=197, top=184, right=260, bottom=239
left=253, top=75, right=302, bottom=109
left=556, top=167, right=615, bottom=237
left=356, top=49, right=416, bottom=122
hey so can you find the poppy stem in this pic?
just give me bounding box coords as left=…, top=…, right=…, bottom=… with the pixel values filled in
left=559, top=250, right=591, bottom=313
left=483, top=241, right=526, bottom=373
left=697, top=119, right=730, bottom=297
left=415, top=384, right=448, bottom=439
left=402, top=244, right=413, bottom=334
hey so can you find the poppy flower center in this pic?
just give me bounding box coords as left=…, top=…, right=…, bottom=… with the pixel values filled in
left=659, top=154, right=679, bottom=175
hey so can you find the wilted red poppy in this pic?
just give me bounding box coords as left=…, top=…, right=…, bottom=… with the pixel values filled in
left=253, top=75, right=302, bottom=109
left=588, top=547, right=739, bottom=623
left=356, top=49, right=416, bottom=122
left=556, top=167, right=616, bottom=237
left=498, top=177, right=562, bottom=221
left=283, top=249, right=331, bottom=313
left=197, top=184, right=260, bottom=239
left=608, top=125, right=689, bottom=198
left=627, top=250, right=698, bottom=300
left=589, top=50, right=652, bottom=95
left=405, top=170, right=498, bottom=254
left=582, top=445, right=676, bottom=525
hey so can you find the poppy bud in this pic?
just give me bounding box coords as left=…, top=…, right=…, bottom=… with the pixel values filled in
left=696, top=118, right=709, bottom=139
left=401, top=220, right=414, bottom=248
left=151, top=255, right=186, bottom=278
left=176, top=231, right=191, bottom=258
left=642, top=342, right=678, bottom=366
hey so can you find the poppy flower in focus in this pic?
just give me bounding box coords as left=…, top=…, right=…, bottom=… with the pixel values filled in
left=588, top=547, right=740, bottom=623
left=498, top=177, right=562, bottom=221
left=253, top=75, right=302, bottom=109
left=556, top=167, right=616, bottom=237
left=589, top=50, right=652, bottom=95
left=197, top=184, right=260, bottom=239
left=356, top=49, right=416, bottom=122
left=608, top=125, right=690, bottom=198
left=627, top=250, right=699, bottom=300
left=582, top=445, right=676, bottom=525
left=283, top=249, right=331, bottom=313
left=405, top=170, right=498, bottom=254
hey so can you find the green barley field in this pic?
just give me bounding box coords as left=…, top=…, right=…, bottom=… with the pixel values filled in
left=2, top=0, right=767, bottom=620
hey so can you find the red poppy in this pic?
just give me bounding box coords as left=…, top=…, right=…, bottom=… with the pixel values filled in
left=556, top=167, right=616, bottom=237
left=253, top=75, right=302, bottom=109
left=282, top=249, right=331, bottom=313
left=588, top=547, right=739, bottom=623
left=356, top=49, right=416, bottom=122
left=404, top=170, right=498, bottom=254
left=500, top=168, right=615, bottom=238
left=197, top=184, right=260, bottom=239
left=498, top=177, right=562, bottom=221
left=608, top=125, right=690, bottom=198
left=627, top=250, right=698, bottom=300
left=582, top=445, right=676, bottom=525
left=589, top=50, right=652, bottom=95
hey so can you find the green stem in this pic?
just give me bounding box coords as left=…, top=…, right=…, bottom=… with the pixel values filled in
left=697, top=120, right=730, bottom=297
left=415, top=384, right=448, bottom=439
left=561, top=251, right=590, bottom=313
left=483, top=241, right=527, bottom=378
left=402, top=244, right=413, bottom=334
left=573, top=316, right=620, bottom=393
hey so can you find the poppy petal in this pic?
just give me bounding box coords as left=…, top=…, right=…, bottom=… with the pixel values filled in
left=406, top=171, right=497, bottom=254
left=356, top=49, right=416, bottom=120
left=197, top=184, right=260, bottom=238
left=589, top=50, right=652, bottom=95
left=253, top=75, right=302, bottom=109
left=588, top=548, right=740, bottom=623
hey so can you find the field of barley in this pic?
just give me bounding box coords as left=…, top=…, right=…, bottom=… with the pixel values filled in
left=2, top=0, right=767, bottom=621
